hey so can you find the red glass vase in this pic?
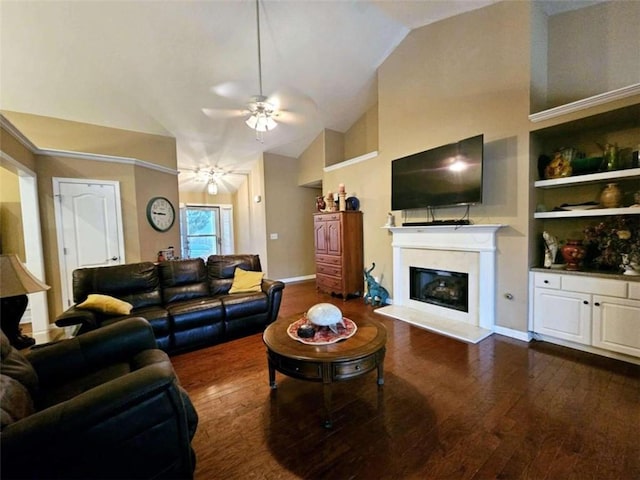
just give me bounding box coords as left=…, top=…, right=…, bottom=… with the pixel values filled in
left=561, top=240, right=586, bottom=271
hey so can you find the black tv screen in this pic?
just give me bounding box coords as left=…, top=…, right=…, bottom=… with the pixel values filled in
left=391, top=134, right=483, bottom=211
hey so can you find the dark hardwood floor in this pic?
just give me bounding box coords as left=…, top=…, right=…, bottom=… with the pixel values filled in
left=171, top=280, right=640, bottom=479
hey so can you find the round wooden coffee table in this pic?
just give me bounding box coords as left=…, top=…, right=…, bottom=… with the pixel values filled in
left=263, top=316, right=386, bottom=428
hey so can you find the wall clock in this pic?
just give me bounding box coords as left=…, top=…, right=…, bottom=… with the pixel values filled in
left=146, top=196, right=175, bottom=232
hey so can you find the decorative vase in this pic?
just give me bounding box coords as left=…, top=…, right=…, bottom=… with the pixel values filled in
left=600, top=183, right=622, bottom=208
left=561, top=240, right=586, bottom=271
left=621, top=254, right=640, bottom=276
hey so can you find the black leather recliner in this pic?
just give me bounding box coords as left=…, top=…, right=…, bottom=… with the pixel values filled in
left=0, top=317, right=198, bottom=479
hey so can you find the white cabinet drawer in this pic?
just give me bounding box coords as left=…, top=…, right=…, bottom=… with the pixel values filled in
left=629, top=282, right=640, bottom=300
left=561, top=275, right=627, bottom=298
left=534, top=272, right=561, bottom=289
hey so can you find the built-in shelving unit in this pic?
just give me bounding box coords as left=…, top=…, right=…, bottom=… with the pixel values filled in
left=529, top=91, right=640, bottom=364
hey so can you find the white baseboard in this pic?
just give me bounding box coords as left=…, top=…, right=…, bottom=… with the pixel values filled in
left=493, top=325, right=533, bottom=342
left=280, top=274, right=316, bottom=284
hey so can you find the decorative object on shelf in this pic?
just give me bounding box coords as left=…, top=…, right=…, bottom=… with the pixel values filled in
left=324, top=192, right=335, bottom=212
left=537, top=154, right=551, bottom=180
left=315, top=195, right=326, bottom=212
left=543, top=231, right=558, bottom=268
left=571, top=156, right=602, bottom=175
left=599, top=182, right=622, bottom=208
left=0, top=254, right=50, bottom=349
left=384, top=212, right=395, bottom=227
left=544, top=151, right=572, bottom=179
left=561, top=240, right=586, bottom=271
left=345, top=195, right=360, bottom=211
left=338, top=184, right=347, bottom=211
left=583, top=216, right=640, bottom=270
left=599, top=143, right=619, bottom=171
left=620, top=254, right=640, bottom=276
left=305, top=303, right=345, bottom=334
left=363, top=263, right=389, bottom=306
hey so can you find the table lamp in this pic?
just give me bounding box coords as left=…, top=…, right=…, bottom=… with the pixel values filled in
left=0, top=254, right=50, bottom=349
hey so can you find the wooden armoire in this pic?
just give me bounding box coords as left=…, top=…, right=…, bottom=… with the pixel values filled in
left=313, top=211, right=363, bottom=299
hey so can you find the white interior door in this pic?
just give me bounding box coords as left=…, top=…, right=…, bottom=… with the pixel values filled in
left=53, top=178, right=125, bottom=308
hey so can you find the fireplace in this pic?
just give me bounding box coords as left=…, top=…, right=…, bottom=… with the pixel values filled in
left=375, top=224, right=503, bottom=343
left=410, top=267, right=468, bottom=313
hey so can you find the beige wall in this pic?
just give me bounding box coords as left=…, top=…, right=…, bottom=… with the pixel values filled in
left=1, top=114, right=179, bottom=321
left=35, top=154, right=180, bottom=317
left=324, top=129, right=345, bottom=167
left=263, top=153, right=319, bottom=280
left=546, top=1, right=640, bottom=108
left=0, top=166, right=25, bottom=259
left=297, top=132, right=325, bottom=187
left=344, top=103, right=379, bottom=160
left=179, top=190, right=235, bottom=207
left=326, top=1, right=533, bottom=332
left=2, top=111, right=178, bottom=169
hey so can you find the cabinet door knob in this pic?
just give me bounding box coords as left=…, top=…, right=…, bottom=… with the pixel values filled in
left=583, top=300, right=589, bottom=305
left=544, top=280, right=549, bottom=284
left=594, top=302, right=600, bottom=307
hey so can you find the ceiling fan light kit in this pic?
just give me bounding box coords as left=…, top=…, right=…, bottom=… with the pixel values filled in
left=246, top=0, right=277, bottom=141
left=207, top=179, right=218, bottom=195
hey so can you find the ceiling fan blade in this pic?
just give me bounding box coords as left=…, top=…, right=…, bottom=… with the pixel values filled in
left=275, top=109, right=306, bottom=125
left=210, top=81, right=251, bottom=102
left=202, top=107, right=246, bottom=120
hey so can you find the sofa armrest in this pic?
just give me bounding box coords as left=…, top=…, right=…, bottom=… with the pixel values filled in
left=28, top=317, right=158, bottom=386
left=55, top=306, right=98, bottom=333
left=1, top=362, right=196, bottom=479
left=262, top=278, right=285, bottom=322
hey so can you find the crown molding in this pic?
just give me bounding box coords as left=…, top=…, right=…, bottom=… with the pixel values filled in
left=0, top=114, right=178, bottom=176
left=529, top=83, right=640, bottom=123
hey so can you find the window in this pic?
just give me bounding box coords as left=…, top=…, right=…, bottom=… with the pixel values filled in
left=180, top=205, right=234, bottom=259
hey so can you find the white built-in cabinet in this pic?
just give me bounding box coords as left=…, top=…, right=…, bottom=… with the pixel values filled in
left=533, top=272, right=640, bottom=359
left=529, top=89, right=640, bottom=363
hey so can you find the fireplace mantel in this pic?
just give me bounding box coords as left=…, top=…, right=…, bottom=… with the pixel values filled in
left=376, top=224, right=504, bottom=343
left=386, top=224, right=503, bottom=251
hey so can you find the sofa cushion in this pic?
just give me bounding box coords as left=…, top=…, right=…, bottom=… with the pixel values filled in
left=159, top=259, right=209, bottom=303
left=73, top=262, right=162, bottom=309
left=77, top=294, right=133, bottom=315
left=221, top=291, right=268, bottom=318
left=229, top=268, right=264, bottom=294
left=207, top=254, right=262, bottom=279
left=0, top=374, right=34, bottom=427
left=0, top=331, right=38, bottom=395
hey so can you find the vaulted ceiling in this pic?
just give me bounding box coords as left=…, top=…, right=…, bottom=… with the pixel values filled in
left=1, top=0, right=599, bottom=192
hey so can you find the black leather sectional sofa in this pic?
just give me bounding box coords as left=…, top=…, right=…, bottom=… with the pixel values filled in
left=56, top=254, right=285, bottom=354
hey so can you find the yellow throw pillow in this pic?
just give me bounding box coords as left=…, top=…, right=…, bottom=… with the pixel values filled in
left=76, top=294, right=133, bottom=315
left=229, top=268, right=264, bottom=294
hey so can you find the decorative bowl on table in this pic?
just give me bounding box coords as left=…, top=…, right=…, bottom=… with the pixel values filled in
left=306, top=303, right=345, bottom=334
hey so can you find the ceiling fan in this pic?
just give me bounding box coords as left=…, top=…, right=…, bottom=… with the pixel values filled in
left=180, top=165, right=249, bottom=195
left=202, top=0, right=313, bottom=141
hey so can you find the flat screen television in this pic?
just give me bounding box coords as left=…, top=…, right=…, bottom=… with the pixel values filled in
left=391, top=134, right=484, bottom=211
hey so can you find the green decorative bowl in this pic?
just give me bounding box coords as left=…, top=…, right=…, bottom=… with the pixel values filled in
left=572, top=156, right=602, bottom=175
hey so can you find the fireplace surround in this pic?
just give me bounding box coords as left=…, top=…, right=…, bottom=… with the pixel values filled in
left=376, top=225, right=503, bottom=343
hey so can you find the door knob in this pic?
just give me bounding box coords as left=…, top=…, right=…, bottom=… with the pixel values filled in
left=109, top=256, right=118, bottom=261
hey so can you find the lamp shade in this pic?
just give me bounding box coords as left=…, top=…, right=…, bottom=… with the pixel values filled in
left=0, top=254, right=50, bottom=298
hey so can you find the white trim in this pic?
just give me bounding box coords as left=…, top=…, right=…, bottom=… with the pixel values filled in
left=38, top=149, right=178, bottom=175
left=323, top=151, right=378, bottom=172
left=281, top=274, right=316, bottom=283
left=0, top=114, right=178, bottom=175
left=529, top=83, right=640, bottom=123
left=0, top=149, right=50, bottom=334
left=493, top=325, right=533, bottom=342
left=533, top=333, right=640, bottom=366
left=0, top=115, right=39, bottom=152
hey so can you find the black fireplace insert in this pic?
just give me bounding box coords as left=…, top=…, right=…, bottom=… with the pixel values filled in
left=410, top=266, right=468, bottom=312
